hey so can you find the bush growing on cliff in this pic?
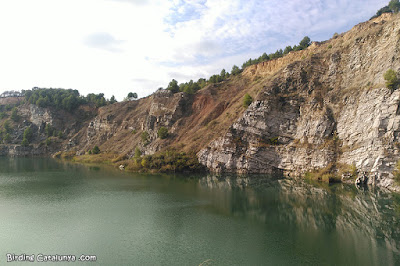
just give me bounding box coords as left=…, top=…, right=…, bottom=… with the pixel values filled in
left=384, top=69, right=399, bottom=90
left=127, top=92, right=138, bottom=100
left=239, top=36, right=312, bottom=71
left=157, top=127, right=169, bottom=139
left=283, top=46, right=293, bottom=55
left=141, top=131, right=150, bottom=145
left=208, top=74, right=224, bottom=84
left=92, top=145, right=100, bottom=154
left=167, top=79, right=180, bottom=93
left=45, top=124, right=54, bottom=137
left=21, top=138, right=29, bottom=146
left=231, top=65, right=241, bottom=75
left=134, top=147, right=141, bottom=158
left=11, top=107, right=19, bottom=122
left=109, top=95, right=117, bottom=104
left=179, top=80, right=201, bottom=94
left=220, top=69, right=227, bottom=79
left=3, top=133, right=11, bottom=143
left=4, top=120, right=12, bottom=133
left=23, top=127, right=33, bottom=142
left=299, top=36, right=311, bottom=49
left=243, top=93, right=253, bottom=108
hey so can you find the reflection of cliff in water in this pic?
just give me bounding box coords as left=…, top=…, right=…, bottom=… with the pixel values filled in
left=199, top=175, right=400, bottom=264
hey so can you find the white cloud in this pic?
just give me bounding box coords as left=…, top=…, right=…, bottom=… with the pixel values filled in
left=84, top=32, right=125, bottom=52
left=0, top=0, right=389, bottom=101
left=106, top=0, right=149, bottom=5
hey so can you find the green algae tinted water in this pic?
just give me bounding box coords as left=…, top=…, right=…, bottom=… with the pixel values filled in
left=0, top=157, right=399, bottom=265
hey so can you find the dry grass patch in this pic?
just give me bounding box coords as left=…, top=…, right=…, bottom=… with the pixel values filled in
left=304, top=163, right=341, bottom=183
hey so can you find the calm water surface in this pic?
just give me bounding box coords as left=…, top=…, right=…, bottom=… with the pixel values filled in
left=0, top=157, right=399, bottom=265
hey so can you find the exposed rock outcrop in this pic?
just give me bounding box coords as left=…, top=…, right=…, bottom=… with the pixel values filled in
left=198, top=13, right=400, bottom=191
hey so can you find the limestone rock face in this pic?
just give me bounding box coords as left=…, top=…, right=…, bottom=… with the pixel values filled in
left=81, top=90, right=191, bottom=156
left=199, top=13, right=400, bottom=191
left=28, top=104, right=53, bottom=126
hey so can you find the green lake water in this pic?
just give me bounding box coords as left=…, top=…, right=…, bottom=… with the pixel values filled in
left=0, top=157, right=399, bottom=265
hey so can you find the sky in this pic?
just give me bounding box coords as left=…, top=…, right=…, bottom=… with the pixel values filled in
left=0, top=0, right=388, bottom=101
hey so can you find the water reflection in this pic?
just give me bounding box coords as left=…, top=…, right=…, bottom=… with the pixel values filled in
left=1, top=157, right=399, bottom=265
left=198, top=175, right=400, bottom=264
left=0, top=157, right=108, bottom=202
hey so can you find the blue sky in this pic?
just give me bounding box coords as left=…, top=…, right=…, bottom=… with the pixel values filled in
left=0, top=0, right=388, bottom=100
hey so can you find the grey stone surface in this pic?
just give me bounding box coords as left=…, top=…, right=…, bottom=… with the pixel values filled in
left=198, top=14, right=400, bottom=192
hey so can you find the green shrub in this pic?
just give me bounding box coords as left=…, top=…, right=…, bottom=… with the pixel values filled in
left=23, top=127, right=33, bottom=142
left=157, top=127, right=168, bottom=139
left=3, top=133, right=11, bottom=143
left=243, top=93, right=253, bottom=107
left=141, top=157, right=150, bottom=168
left=231, top=65, right=241, bottom=75
left=134, top=147, right=141, bottom=158
left=46, top=138, right=51, bottom=146
left=11, top=107, right=19, bottom=122
left=92, top=145, right=100, bottom=154
left=141, top=131, right=150, bottom=145
left=4, top=120, right=12, bottom=133
left=384, top=69, right=398, bottom=90
left=21, top=138, right=29, bottom=146
left=45, top=123, right=54, bottom=137
left=167, top=79, right=179, bottom=93
left=268, top=137, right=279, bottom=145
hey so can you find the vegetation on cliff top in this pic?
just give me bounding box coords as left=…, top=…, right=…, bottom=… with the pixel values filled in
left=371, top=0, right=400, bottom=19
left=165, top=36, right=312, bottom=96
left=23, top=87, right=120, bottom=112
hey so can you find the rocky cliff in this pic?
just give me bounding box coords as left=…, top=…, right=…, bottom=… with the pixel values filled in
left=198, top=13, right=400, bottom=191
left=1, top=13, right=400, bottom=191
